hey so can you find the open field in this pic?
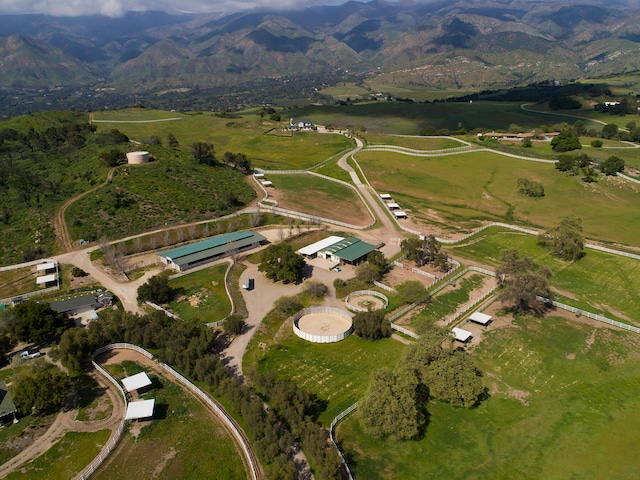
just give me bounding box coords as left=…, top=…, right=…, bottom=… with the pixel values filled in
left=255, top=332, right=404, bottom=426
left=339, top=315, right=640, bottom=479
left=91, top=110, right=354, bottom=171
left=355, top=150, right=640, bottom=246
left=167, top=263, right=231, bottom=323
left=267, top=174, right=373, bottom=226
left=362, top=133, right=467, bottom=150
left=5, top=431, right=110, bottom=480
left=449, top=228, right=640, bottom=322
left=288, top=101, right=604, bottom=134
left=0, top=267, right=38, bottom=300
left=93, top=361, right=246, bottom=480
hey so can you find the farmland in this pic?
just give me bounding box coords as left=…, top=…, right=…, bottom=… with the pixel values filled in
left=338, top=314, right=640, bottom=479
left=355, top=149, right=640, bottom=246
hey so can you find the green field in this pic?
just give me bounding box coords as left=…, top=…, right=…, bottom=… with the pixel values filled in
left=288, top=101, right=605, bottom=135
left=339, top=315, right=640, bottom=479
left=355, top=150, right=640, bottom=246
left=255, top=332, right=404, bottom=426
left=0, top=267, right=38, bottom=300
left=93, top=362, right=246, bottom=480
left=167, top=263, right=231, bottom=323
left=449, top=228, right=640, bottom=322
left=91, top=110, right=354, bottom=170
left=362, top=133, right=468, bottom=150
left=6, top=430, right=110, bottom=480
left=268, top=174, right=373, bottom=226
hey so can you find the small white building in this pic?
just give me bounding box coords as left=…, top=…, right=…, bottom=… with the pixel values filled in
left=126, top=151, right=150, bottom=164
left=452, top=327, right=473, bottom=343
left=387, top=202, right=401, bottom=210
left=469, top=312, right=492, bottom=326
left=393, top=211, right=407, bottom=218
left=379, top=194, right=392, bottom=200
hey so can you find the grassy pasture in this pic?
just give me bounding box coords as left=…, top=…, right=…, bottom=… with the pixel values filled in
left=362, top=133, right=468, bottom=150
left=256, top=332, right=404, bottom=426
left=93, top=363, right=245, bottom=480
left=0, top=267, right=37, bottom=299
left=167, top=263, right=231, bottom=323
left=355, top=150, right=640, bottom=246
left=449, top=228, right=640, bottom=321
left=6, top=430, right=110, bottom=480
left=267, top=174, right=373, bottom=226
left=339, top=315, right=640, bottom=479
left=91, top=110, right=354, bottom=171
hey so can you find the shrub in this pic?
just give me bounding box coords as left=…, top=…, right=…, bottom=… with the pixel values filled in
left=517, top=178, right=545, bottom=197
left=591, top=139, right=603, bottom=148
left=353, top=310, right=391, bottom=341
left=274, top=296, right=303, bottom=315
left=223, top=315, right=245, bottom=336
left=304, top=281, right=328, bottom=299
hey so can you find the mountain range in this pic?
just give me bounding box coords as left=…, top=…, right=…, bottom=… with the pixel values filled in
left=1, top=0, right=640, bottom=98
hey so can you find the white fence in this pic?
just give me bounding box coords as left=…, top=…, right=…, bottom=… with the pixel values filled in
left=536, top=297, right=640, bottom=334
left=144, top=301, right=181, bottom=320
left=293, top=307, right=353, bottom=343
left=0, top=257, right=58, bottom=272
left=373, top=280, right=396, bottom=293
left=329, top=402, right=359, bottom=480
left=84, top=343, right=262, bottom=480
left=345, top=290, right=389, bottom=312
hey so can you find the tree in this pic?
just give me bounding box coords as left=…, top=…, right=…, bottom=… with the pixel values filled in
left=100, top=148, right=123, bottom=167
left=522, top=137, right=532, bottom=147
left=600, top=156, right=625, bottom=175
left=303, top=281, right=328, bottom=299
left=354, top=262, right=379, bottom=284
left=352, top=310, right=391, bottom=341
left=8, top=300, right=71, bottom=343
left=258, top=244, right=306, bottom=284
left=591, top=139, right=603, bottom=148
left=366, top=250, right=387, bottom=278
left=600, top=123, right=619, bottom=140
left=401, top=235, right=447, bottom=268
left=12, top=360, right=69, bottom=416
left=496, top=249, right=552, bottom=314
left=396, top=280, right=430, bottom=305
left=137, top=275, right=173, bottom=304
left=549, top=96, right=581, bottom=110
left=167, top=133, right=179, bottom=148
left=223, top=315, right=245, bottom=336
left=517, top=178, right=544, bottom=197
left=537, top=215, right=585, bottom=261
left=57, top=327, right=92, bottom=372
left=358, top=367, right=426, bottom=441
left=191, top=141, right=216, bottom=165
left=403, top=327, right=484, bottom=407
left=551, top=131, right=581, bottom=152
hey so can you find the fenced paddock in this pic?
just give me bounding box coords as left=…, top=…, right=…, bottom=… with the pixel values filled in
left=345, top=290, right=388, bottom=312
left=294, top=307, right=353, bottom=343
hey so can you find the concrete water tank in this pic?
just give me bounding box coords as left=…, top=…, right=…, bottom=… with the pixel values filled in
left=126, top=151, right=150, bottom=164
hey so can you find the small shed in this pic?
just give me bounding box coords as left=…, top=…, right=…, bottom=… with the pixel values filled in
left=261, top=181, right=273, bottom=187
left=36, top=262, right=56, bottom=272
left=387, top=202, right=401, bottom=210
left=122, top=372, right=152, bottom=393
left=469, top=312, right=492, bottom=326
left=254, top=173, right=265, bottom=178
left=393, top=211, right=407, bottom=218
left=379, top=194, right=392, bottom=200
left=452, top=327, right=473, bottom=343
left=36, top=274, right=57, bottom=285
left=125, top=399, right=155, bottom=421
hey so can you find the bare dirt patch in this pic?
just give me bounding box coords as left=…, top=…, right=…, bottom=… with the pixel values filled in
left=297, top=312, right=352, bottom=336
left=485, top=372, right=531, bottom=405
left=346, top=294, right=386, bottom=311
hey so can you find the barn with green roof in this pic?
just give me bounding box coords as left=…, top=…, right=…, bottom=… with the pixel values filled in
left=157, top=231, right=267, bottom=271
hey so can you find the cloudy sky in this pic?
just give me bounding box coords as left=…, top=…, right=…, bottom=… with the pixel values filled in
left=0, top=0, right=362, bottom=17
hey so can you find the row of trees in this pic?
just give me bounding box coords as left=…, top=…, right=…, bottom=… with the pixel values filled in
left=54, top=309, right=333, bottom=479
left=400, top=235, right=450, bottom=272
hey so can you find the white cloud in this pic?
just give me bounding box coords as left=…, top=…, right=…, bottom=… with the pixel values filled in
left=0, top=0, right=354, bottom=17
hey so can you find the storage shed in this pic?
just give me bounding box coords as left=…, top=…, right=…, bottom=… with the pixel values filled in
left=452, top=327, right=473, bottom=343
left=469, top=312, right=492, bottom=325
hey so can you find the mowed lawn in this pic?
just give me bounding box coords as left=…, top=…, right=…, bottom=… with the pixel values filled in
left=450, top=228, right=640, bottom=322
left=92, top=362, right=246, bottom=480
left=167, top=263, right=231, bottom=323
left=338, top=315, right=640, bottom=479
left=268, top=174, right=373, bottom=226
left=256, top=332, right=404, bottom=426
left=362, top=133, right=468, bottom=150
left=355, top=150, right=640, bottom=246
left=91, top=110, right=354, bottom=170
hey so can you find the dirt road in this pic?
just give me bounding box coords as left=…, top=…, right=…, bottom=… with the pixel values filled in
left=0, top=365, right=125, bottom=478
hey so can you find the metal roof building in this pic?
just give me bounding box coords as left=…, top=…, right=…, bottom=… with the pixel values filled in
left=317, top=237, right=377, bottom=265
left=0, top=382, right=17, bottom=423
left=298, top=236, right=345, bottom=257
left=157, top=231, right=267, bottom=272
left=49, top=293, right=97, bottom=315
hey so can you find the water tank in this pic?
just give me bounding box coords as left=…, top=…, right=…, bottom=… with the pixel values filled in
left=126, top=151, right=149, bottom=164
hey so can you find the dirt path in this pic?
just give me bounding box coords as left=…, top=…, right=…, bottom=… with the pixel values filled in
left=54, top=167, right=116, bottom=253
left=0, top=365, right=125, bottom=478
